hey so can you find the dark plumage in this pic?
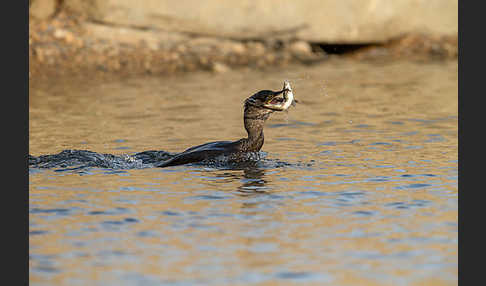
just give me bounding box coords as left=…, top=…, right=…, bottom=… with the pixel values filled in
left=156, top=87, right=293, bottom=168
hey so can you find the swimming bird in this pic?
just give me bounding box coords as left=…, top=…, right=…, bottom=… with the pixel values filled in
left=155, top=81, right=297, bottom=167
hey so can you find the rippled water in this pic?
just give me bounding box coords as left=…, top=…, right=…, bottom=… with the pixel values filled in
left=29, top=58, right=458, bottom=286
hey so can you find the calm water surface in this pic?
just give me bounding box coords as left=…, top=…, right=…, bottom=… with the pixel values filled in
left=29, top=59, right=458, bottom=286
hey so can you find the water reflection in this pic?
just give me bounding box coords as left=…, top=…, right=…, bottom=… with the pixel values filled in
left=237, top=168, right=268, bottom=196
left=29, top=59, right=457, bottom=286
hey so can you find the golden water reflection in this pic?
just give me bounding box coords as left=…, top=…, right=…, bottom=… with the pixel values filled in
left=30, top=58, right=457, bottom=286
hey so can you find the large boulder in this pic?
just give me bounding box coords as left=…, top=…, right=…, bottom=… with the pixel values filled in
left=65, top=0, right=457, bottom=43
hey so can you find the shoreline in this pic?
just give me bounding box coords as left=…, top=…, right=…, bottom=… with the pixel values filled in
left=29, top=11, right=458, bottom=80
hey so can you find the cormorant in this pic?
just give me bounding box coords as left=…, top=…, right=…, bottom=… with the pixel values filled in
left=155, top=81, right=296, bottom=167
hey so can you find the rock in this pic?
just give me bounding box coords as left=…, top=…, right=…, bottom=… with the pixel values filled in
left=287, top=40, right=327, bottom=63
left=264, top=53, right=276, bottom=64
left=289, top=41, right=312, bottom=56
left=198, top=56, right=209, bottom=65
left=30, top=0, right=57, bottom=20
left=229, top=42, right=246, bottom=55
left=53, top=29, right=76, bottom=44
left=72, top=0, right=457, bottom=43
left=53, top=29, right=65, bottom=39
left=246, top=42, right=265, bottom=56
left=210, top=62, right=230, bottom=73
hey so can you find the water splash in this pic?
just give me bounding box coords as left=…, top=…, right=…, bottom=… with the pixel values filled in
left=29, top=149, right=306, bottom=172
left=29, top=149, right=174, bottom=170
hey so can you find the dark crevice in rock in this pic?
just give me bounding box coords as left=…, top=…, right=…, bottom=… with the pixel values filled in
left=312, top=43, right=375, bottom=55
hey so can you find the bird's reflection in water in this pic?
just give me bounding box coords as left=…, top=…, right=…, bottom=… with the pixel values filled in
left=192, top=160, right=273, bottom=198
left=236, top=167, right=269, bottom=197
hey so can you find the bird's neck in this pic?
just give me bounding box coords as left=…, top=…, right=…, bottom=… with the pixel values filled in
left=242, top=116, right=266, bottom=152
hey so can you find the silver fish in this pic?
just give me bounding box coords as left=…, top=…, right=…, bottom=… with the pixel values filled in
left=263, top=80, right=298, bottom=111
